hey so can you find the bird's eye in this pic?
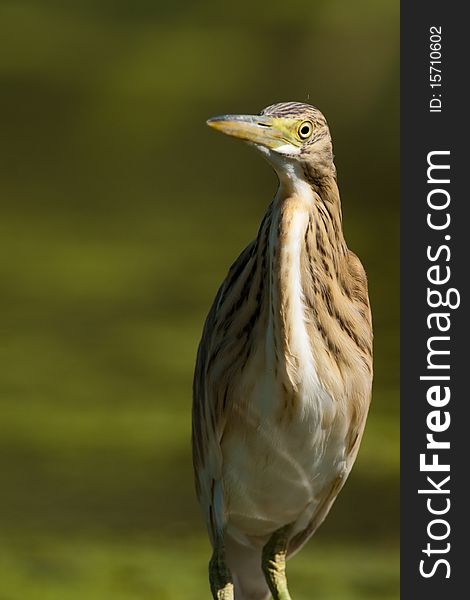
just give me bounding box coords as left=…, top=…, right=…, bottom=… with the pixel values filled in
left=298, top=121, right=314, bottom=140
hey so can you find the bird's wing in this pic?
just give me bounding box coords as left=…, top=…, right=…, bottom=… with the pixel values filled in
left=287, top=418, right=368, bottom=558
left=287, top=473, right=346, bottom=558
left=192, top=239, right=257, bottom=542
left=289, top=248, right=373, bottom=557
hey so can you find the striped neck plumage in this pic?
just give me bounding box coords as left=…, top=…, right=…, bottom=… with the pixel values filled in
left=275, top=159, right=346, bottom=258
left=265, top=162, right=347, bottom=391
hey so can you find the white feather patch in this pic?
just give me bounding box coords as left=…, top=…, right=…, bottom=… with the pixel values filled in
left=274, top=143, right=301, bottom=155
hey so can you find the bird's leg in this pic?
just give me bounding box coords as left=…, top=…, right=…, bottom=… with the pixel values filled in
left=209, top=538, right=234, bottom=600
left=261, top=524, right=293, bottom=600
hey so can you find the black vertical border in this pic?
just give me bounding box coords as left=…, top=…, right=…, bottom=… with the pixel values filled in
left=401, top=2, right=468, bottom=598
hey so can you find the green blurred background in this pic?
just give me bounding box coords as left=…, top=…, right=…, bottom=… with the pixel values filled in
left=0, top=1, right=399, bottom=598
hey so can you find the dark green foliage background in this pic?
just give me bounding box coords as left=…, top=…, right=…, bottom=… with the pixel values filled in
left=0, top=1, right=399, bottom=598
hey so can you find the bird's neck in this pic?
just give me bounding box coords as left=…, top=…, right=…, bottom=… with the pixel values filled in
left=274, top=168, right=346, bottom=263
left=266, top=170, right=347, bottom=391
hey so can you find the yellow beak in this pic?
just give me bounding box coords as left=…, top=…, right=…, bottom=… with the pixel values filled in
left=207, top=114, right=294, bottom=150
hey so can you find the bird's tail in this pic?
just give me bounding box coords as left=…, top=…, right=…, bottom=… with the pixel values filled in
left=225, top=535, right=270, bottom=600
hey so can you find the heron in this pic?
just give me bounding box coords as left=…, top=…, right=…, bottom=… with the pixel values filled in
left=192, top=102, right=373, bottom=600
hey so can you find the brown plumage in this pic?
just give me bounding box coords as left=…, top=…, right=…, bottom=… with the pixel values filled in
left=192, top=102, right=373, bottom=600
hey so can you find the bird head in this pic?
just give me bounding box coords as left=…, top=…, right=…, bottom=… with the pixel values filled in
left=207, top=102, right=334, bottom=180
